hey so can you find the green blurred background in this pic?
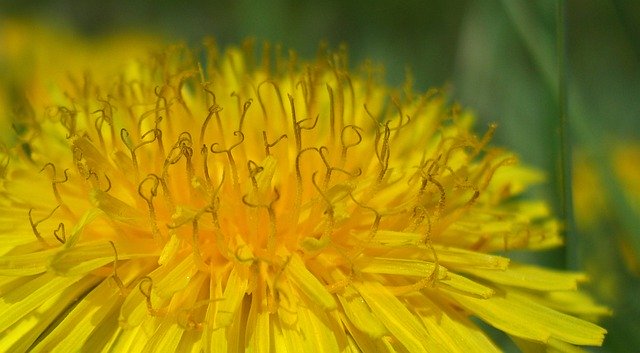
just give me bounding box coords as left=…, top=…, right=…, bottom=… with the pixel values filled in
left=1, top=1, right=638, bottom=352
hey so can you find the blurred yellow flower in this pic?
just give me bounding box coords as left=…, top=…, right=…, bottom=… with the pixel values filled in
left=574, top=144, right=640, bottom=275
left=572, top=142, right=640, bottom=352
left=0, top=27, right=607, bottom=352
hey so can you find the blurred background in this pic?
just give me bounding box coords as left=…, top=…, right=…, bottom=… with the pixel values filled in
left=1, top=0, right=638, bottom=351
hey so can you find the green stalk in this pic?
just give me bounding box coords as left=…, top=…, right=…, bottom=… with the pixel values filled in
left=501, top=0, right=640, bottom=269
left=500, top=0, right=576, bottom=269
left=555, top=0, right=576, bottom=269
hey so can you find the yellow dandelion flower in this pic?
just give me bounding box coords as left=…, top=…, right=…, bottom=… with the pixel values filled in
left=0, top=39, right=607, bottom=353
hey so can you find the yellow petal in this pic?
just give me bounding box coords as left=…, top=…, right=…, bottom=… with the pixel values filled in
left=141, top=321, right=184, bottom=353
left=297, top=302, right=340, bottom=353
left=412, top=295, right=502, bottom=353
left=461, top=264, right=587, bottom=291
left=0, top=274, right=100, bottom=352
left=433, top=245, right=510, bottom=270
left=336, top=286, right=387, bottom=338
left=440, top=272, right=494, bottom=298
left=90, top=189, right=145, bottom=226
left=246, top=300, right=271, bottom=353
left=152, top=253, right=198, bottom=299
left=356, top=257, right=445, bottom=279
left=213, top=265, right=248, bottom=328
left=354, top=281, right=442, bottom=353
left=107, top=325, right=147, bottom=353
left=286, top=254, right=336, bottom=310
left=0, top=247, right=58, bottom=276
left=445, top=288, right=606, bottom=346
left=29, top=278, right=121, bottom=352
left=370, top=230, right=422, bottom=246
left=49, top=241, right=121, bottom=275
left=341, top=315, right=397, bottom=353
left=49, top=240, right=157, bottom=276
left=0, top=272, right=81, bottom=333
left=276, top=312, right=306, bottom=353
left=63, top=208, right=101, bottom=247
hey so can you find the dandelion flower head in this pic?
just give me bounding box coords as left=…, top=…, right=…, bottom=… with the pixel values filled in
left=0, top=39, right=607, bottom=352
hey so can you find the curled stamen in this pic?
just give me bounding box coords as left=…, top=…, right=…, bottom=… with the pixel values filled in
left=109, top=241, right=126, bottom=292
left=177, top=131, right=193, bottom=149
left=53, top=223, right=66, bottom=244
left=425, top=176, right=446, bottom=221
left=154, top=85, right=172, bottom=122
left=418, top=155, right=442, bottom=194
left=120, top=127, right=156, bottom=176
left=288, top=94, right=301, bottom=152
left=210, top=131, right=244, bottom=186
left=138, top=174, right=160, bottom=203
left=201, top=83, right=216, bottom=109
left=163, top=132, right=194, bottom=184
left=201, top=145, right=211, bottom=184
left=242, top=188, right=280, bottom=252
left=443, top=165, right=481, bottom=208
left=479, top=156, right=517, bottom=191
left=247, top=160, right=264, bottom=190
left=288, top=95, right=319, bottom=152
left=348, top=193, right=382, bottom=258
left=317, top=146, right=333, bottom=188
left=85, top=169, right=99, bottom=183
left=400, top=222, right=442, bottom=293
left=407, top=205, right=425, bottom=233
left=85, top=169, right=112, bottom=193
left=138, top=128, right=160, bottom=149
left=96, top=96, right=116, bottom=125
left=103, top=173, right=112, bottom=192
left=182, top=145, right=195, bottom=181
left=298, top=114, right=319, bottom=131
left=137, top=108, right=164, bottom=138
left=316, top=146, right=362, bottom=189
left=262, top=131, right=287, bottom=156
left=389, top=96, right=412, bottom=137
left=138, top=174, right=162, bottom=239
left=238, top=98, right=253, bottom=132
left=40, top=162, right=68, bottom=183
left=311, top=172, right=335, bottom=240
left=257, top=80, right=287, bottom=123
left=210, top=131, right=245, bottom=154
left=199, top=104, right=222, bottom=146
left=191, top=218, right=210, bottom=272
left=28, top=205, right=61, bottom=245
left=374, top=122, right=392, bottom=181
left=340, top=125, right=363, bottom=162
left=120, top=128, right=134, bottom=151
left=296, top=79, right=310, bottom=109
left=138, top=277, right=162, bottom=316
left=165, top=144, right=183, bottom=167
left=40, top=163, right=70, bottom=207
left=58, top=106, right=78, bottom=138
left=205, top=197, right=232, bottom=261
left=92, top=110, right=109, bottom=150
left=326, top=84, right=337, bottom=142
left=295, top=147, right=320, bottom=197
left=72, top=146, right=84, bottom=167
left=363, top=104, right=380, bottom=126
left=241, top=187, right=281, bottom=209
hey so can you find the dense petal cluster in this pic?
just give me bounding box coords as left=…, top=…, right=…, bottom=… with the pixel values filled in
left=0, top=40, right=606, bottom=352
